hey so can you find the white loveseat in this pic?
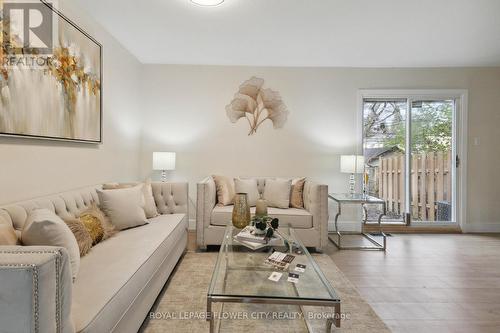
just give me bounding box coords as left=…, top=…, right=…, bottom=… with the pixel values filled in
left=0, top=182, right=188, bottom=333
left=196, top=177, right=328, bottom=251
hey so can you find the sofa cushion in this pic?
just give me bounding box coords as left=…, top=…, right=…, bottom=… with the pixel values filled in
left=211, top=206, right=313, bottom=229
left=72, top=213, right=187, bottom=333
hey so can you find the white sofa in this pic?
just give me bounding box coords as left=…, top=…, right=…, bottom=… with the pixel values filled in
left=0, top=182, right=188, bottom=333
left=196, top=177, right=328, bottom=251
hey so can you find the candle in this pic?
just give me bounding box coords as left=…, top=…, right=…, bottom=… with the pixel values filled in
left=255, top=198, right=268, bottom=217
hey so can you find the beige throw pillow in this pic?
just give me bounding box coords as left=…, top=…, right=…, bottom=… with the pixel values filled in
left=234, top=178, right=260, bottom=206
left=97, top=185, right=148, bottom=230
left=263, top=179, right=292, bottom=209
left=143, top=180, right=159, bottom=218
left=212, top=175, right=235, bottom=206
left=290, top=177, right=306, bottom=209
left=102, top=182, right=159, bottom=218
left=21, top=209, right=80, bottom=281
left=102, top=182, right=136, bottom=190
left=0, top=223, right=19, bottom=245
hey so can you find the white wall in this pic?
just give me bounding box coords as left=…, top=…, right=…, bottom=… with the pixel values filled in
left=139, top=65, right=500, bottom=230
left=2, top=4, right=499, bottom=232
left=0, top=0, right=142, bottom=204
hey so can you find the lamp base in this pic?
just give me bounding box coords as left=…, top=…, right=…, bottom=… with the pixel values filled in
left=349, top=173, right=355, bottom=195
left=161, top=170, right=167, bottom=182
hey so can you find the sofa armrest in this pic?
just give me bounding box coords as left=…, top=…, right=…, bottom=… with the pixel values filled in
left=0, top=246, right=74, bottom=333
left=303, top=181, right=329, bottom=251
left=151, top=182, right=189, bottom=216
left=196, top=177, right=216, bottom=248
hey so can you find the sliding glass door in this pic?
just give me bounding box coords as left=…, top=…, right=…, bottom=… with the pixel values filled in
left=362, top=95, right=458, bottom=225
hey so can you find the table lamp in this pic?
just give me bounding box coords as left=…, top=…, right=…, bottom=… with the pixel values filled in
left=340, top=155, right=364, bottom=195
left=153, top=152, right=176, bottom=182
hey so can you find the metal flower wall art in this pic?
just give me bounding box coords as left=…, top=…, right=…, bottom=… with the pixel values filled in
left=226, top=77, right=289, bottom=135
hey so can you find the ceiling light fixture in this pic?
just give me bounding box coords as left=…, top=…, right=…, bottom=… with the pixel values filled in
left=190, top=0, right=224, bottom=6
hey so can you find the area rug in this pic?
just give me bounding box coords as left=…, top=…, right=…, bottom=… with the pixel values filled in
left=140, top=252, right=389, bottom=333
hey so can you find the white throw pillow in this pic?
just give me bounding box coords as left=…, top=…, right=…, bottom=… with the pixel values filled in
left=21, top=208, right=80, bottom=281
left=97, top=185, right=148, bottom=230
left=263, top=178, right=292, bottom=208
left=234, top=178, right=260, bottom=206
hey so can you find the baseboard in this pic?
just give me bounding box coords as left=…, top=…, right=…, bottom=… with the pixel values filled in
left=461, top=223, right=500, bottom=233
left=328, top=220, right=361, bottom=233
left=332, top=221, right=463, bottom=234
left=364, top=224, right=461, bottom=234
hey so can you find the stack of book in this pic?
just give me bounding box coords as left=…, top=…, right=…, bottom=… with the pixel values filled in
left=234, top=226, right=281, bottom=250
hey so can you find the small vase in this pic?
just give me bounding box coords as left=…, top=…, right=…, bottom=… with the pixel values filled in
left=255, top=198, right=268, bottom=217
left=253, top=227, right=266, bottom=236
left=232, top=193, right=251, bottom=229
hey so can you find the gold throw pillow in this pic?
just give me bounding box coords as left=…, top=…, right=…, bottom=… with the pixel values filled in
left=80, top=213, right=104, bottom=245
left=63, top=203, right=117, bottom=256
left=290, top=177, right=306, bottom=209
left=64, top=219, right=93, bottom=257
left=80, top=204, right=118, bottom=242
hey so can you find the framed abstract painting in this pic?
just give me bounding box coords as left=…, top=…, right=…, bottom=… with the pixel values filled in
left=0, top=0, right=102, bottom=143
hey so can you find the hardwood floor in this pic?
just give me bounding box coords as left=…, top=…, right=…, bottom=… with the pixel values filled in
left=187, top=231, right=500, bottom=332
left=326, top=233, right=500, bottom=333
left=187, top=230, right=197, bottom=252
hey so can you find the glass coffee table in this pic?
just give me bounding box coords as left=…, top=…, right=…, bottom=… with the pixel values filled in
left=207, top=225, right=341, bottom=333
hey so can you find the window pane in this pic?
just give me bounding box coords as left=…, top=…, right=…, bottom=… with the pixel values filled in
left=410, top=100, right=454, bottom=222
left=363, top=101, right=407, bottom=222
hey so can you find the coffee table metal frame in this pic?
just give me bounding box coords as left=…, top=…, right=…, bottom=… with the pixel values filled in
left=207, top=226, right=341, bottom=333
left=328, top=193, right=387, bottom=251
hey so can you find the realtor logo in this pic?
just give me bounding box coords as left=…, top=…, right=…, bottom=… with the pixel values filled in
left=2, top=1, right=53, bottom=54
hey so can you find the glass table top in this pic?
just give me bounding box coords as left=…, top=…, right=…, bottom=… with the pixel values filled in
left=208, top=225, right=339, bottom=302
left=329, top=193, right=385, bottom=204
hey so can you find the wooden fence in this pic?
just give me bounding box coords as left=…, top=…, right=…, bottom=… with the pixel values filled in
left=374, top=151, right=452, bottom=221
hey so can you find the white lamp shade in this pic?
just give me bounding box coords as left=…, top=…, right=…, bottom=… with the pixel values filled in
left=153, top=152, right=176, bottom=171
left=340, top=155, right=364, bottom=174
